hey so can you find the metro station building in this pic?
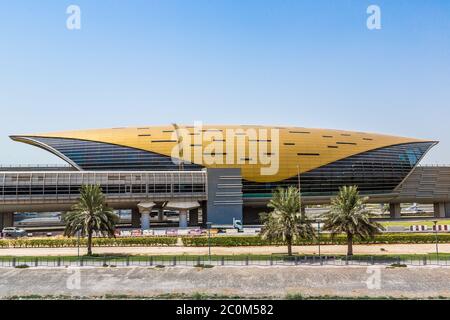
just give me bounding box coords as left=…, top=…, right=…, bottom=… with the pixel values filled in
left=1, top=124, right=448, bottom=229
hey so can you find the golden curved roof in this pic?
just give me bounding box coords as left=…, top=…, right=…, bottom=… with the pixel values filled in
left=11, top=125, right=435, bottom=183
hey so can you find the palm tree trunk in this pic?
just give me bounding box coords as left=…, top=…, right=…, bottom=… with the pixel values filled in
left=87, top=230, right=93, bottom=256
left=287, top=238, right=293, bottom=256
left=347, top=233, right=353, bottom=256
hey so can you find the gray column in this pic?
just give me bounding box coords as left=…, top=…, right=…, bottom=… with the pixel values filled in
left=434, top=202, right=446, bottom=218
left=201, top=201, right=208, bottom=226
left=179, top=209, right=188, bottom=228
left=300, top=205, right=306, bottom=218
left=138, top=202, right=156, bottom=230
left=0, top=213, right=14, bottom=230
left=389, top=203, right=401, bottom=219
left=189, top=208, right=199, bottom=226
left=445, top=202, right=450, bottom=218
left=141, top=212, right=150, bottom=230
left=158, top=208, right=164, bottom=222
left=206, top=168, right=243, bottom=225
left=164, top=201, right=200, bottom=228
left=243, top=206, right=265, bottom=225
left=131, top=208, right=141, bottom=228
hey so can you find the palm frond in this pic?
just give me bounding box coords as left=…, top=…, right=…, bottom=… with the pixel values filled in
left=64, top=185, right=119, bottom=238
left=321, top=185, right=385, bottom=240
left=261, top=186, right=316, bottom=244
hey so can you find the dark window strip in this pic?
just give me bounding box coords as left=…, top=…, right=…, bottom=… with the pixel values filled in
left=151, top=140, right=177, bottom=143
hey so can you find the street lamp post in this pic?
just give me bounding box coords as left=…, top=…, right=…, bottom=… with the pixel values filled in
left=206, top=222, right=212, bottom=262
left=433, top=220, right=439, bottom=262
left=317, top=220, right=322, bottom=265
left=77, top=229, right=81, bottom=265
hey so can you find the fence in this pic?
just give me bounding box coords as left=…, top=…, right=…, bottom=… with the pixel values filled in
left=1, top=255, right=450, bottom=268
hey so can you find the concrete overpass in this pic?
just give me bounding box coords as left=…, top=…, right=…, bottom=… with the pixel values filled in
left=0, top=170, right=208, bottom=230
left=1, top=166, right=450, bottom=229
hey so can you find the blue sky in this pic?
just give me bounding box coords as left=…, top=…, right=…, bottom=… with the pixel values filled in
left=1, top=0, right=449, bottom=164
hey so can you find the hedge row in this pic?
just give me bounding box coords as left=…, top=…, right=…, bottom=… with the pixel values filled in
left=0, top=233, right=449, bottom=248
left=182, top=233, right=450, bottom=247
left=0, top=236, right=177, bottom=248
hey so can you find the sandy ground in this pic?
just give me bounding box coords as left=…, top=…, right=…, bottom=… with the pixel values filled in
left=1, top=265, right=450, bottom=298
left=0, top=243, right=448, bottom=256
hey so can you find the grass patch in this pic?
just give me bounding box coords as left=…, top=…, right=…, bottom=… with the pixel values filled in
left=380, top=219, right=450, bottom=228
left=1, top=252, right=450, bottom=261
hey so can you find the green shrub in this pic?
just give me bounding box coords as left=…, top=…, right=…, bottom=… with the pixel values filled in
left=1, top=233, right=449, bottom=248
left=0, top=237, right=177, bottom=248
left=182, top=233, right=450, bottom=247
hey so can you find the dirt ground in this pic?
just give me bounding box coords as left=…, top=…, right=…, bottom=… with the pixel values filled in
left=0, top=243, right=449, bottom=256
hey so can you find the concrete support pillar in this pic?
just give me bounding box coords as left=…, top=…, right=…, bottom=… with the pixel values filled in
left=131, top=208, right=141, bottom=228
left=389, top=203, right=401, bottom=219
left=0, top=213, right=14, bottom=230
left=138, top=202, right=156, bottom=230
left=434, top=202, right=446, bottom=218
left=179, top=209, right=188, bottom=228
left=380, top=203, right=386, bottom=214
left=446, top=203, right=450, bottom=218
left=243, top=206, right=264, bottom=225
left=189, top=208, right=199, bottom=226
left=164, top=201, right=200, bottom=229
left=201, top=201, right=207, bottom=227
left=158, top=208, right=164, bottom=222
left=141, top=212, right=150, bottom=230
left=300, top=205, right=306, bottom=218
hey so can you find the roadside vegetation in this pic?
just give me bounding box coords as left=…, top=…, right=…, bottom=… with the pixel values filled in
left=1, top=252, right=449, bottom=262
left=322, top=185, right=384, bottom=255
left=260, top=187, right=315, bottom=256
left=64, top=185, right=119, bottom=255
left=0, top=232, right=449, bottom=248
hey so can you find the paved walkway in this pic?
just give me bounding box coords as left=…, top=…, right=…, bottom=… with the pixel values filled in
left=0, top=243, right=448, bottom=256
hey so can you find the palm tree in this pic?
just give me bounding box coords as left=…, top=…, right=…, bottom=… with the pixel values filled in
left=260, top=186, right=315, bottom=256
left=322, top=185, right=384, bottom=256
left=64, top=185, right=118, bottom=255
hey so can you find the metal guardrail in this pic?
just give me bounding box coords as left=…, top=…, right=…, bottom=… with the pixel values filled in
left=1, top=255, right=449, bottom=268
left=0, top=164, right=72, bottom=168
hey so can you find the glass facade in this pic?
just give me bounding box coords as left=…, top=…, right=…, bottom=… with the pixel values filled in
left=30, top=137, right=202, bottom=171
left=30, top=137, right=433, bottom=197
left=243, top=142, right=434, bottom=197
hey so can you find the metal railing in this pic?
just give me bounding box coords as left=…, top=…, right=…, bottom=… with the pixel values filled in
left=0, top=164, right=72, bottom=168
left=1, top=255, right=449, bottom=268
